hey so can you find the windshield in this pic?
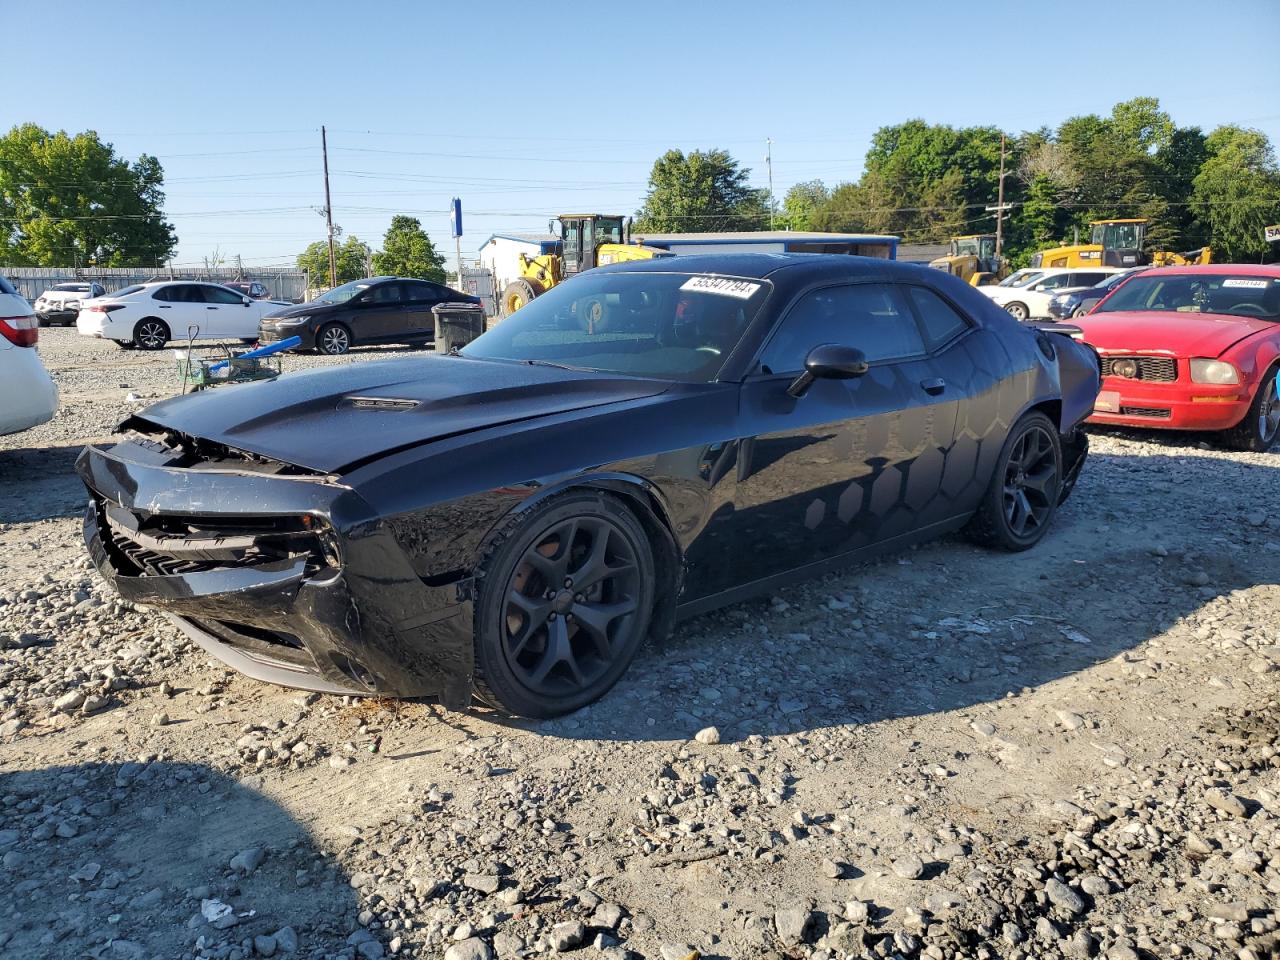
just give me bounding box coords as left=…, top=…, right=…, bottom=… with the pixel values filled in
left=52, top=283, right=90, bottom=293
left=1000, top=269, right=1043, bottom=288
left=316, top=279, right=373, bottom=304
left=462, top=272, right=771, bottom=382
left=1094, top=273, right=1280, bottom=321
left=953, top=237, right=980, bottom=257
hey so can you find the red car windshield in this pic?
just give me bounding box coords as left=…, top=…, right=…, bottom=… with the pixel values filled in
left=1095, top=273, right=1280, bottom=321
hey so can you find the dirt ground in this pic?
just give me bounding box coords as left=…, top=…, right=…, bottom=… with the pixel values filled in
left=1, top=328, right=1277, bottom=960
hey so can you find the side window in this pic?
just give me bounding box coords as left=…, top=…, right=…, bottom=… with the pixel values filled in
left=203, top=285, right=244, bottom=304
left=905, top=287, right=970, bottom=349
left=1040, top=274, right=1071, bottom=290
left=760, top=284, right=924, bottom=373
left=153, top=285, right=181, bottom=302
left=369, top=283, right=403, bottom=304
left=404, top=281, right=439, bottom=304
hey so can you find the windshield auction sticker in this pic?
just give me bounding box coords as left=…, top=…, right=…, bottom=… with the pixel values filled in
left=1221, top=278, right=1269, bottom=289
left=681, top=276, right=762, bottom=299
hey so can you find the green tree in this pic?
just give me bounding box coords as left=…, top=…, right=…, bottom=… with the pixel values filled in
left=779, top=180, right=830, bottom=231
left=297, top=232, right=372, bottom=287
left=634, top=149, right=769, bottom=232
left=0, top=123, right=176, bottom=266
left=371, top=215, right=447, bottom=281
left=1191, top=126, right=1280, bottom=262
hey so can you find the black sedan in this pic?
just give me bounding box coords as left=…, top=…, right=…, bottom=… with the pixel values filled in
left=76, top=254, right=1100, bottom=717
left=259, top=276, right=480, bottom=354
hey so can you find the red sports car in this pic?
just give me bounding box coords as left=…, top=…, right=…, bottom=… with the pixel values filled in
left=1073, top=264, right=1280, bottom=451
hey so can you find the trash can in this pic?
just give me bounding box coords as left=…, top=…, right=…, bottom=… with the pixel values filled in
left=433, top=302, right=487, bottom=354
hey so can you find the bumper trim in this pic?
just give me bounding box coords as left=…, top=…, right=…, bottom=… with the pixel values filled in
left=171, top=614, right=368, bottom=696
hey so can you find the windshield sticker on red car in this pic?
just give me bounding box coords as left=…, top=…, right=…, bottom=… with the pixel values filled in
left=1221, top=278, right=1270, bottom=289
left=680, top=276, right=762, bottom=299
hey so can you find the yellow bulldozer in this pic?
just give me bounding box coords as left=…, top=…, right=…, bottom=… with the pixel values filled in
left=500, top=214, right=672, bottom=316
left=1030, top=218, right=1212, bottom=270
left=929, top=234, right=1009, bottom=286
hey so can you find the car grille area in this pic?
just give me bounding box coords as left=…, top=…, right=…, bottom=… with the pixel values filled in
left=1119, top=406, right=1172, bottom=419
left=94, top=496, right=331, bottom=580
left=1101, top=356, right=1178, bottom=382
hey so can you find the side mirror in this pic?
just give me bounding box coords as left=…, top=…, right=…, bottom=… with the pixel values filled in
left=787, top=344, right=869, bottom=398
left=242, top=296, right=252, bottom=306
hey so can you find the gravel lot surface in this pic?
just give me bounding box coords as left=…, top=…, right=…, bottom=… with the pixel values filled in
left=2, top=328, right=1278, bottom=960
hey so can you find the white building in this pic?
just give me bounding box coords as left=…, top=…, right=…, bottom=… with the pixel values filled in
left=477, top=233, right=561, bottom=292
left=633, top=231, right=899, bottom=259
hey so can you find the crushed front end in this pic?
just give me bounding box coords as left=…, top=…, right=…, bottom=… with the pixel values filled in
left=76, top=426, right=474, bottom=708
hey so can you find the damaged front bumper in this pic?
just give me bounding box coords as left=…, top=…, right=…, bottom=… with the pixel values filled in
left=76, top=439, right=475, bottom=708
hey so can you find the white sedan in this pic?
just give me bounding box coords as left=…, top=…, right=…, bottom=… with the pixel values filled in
left=980, top=268, right=1122, bottom=320
left=0, top=277, right=58, bottom=436
left=77, top=281, right=291, bottom=350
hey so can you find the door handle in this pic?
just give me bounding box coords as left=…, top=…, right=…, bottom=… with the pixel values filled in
left=921, top=377, right=946, bottom=396
left=159, top=305, right=170, bottom=309
left=206, top=306, right=217, bottom=310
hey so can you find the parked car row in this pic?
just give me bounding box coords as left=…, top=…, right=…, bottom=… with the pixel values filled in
left=978, top=267, right=1124, bottom=320
left=67, top=276, right=479, bottom=352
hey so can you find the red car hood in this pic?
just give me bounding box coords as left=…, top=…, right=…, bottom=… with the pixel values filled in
left=1075, top=310, right=1273, bottom=358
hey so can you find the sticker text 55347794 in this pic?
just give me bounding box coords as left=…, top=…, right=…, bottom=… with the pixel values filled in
left=680, top=276, right=763, bottom=300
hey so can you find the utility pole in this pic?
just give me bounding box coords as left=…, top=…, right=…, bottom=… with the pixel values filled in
left=766, top=138, right=775, bottom=231
left=993, top=135, right=1003, bottom=257
left=321, top=125, right=337, bottom=289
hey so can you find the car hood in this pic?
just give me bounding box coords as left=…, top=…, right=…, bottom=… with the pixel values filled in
left=1074, top=310, right=1274, bottom=358
left=130, top=356, right=669, bottom=473
left=262, top=301, right=332, bottom=320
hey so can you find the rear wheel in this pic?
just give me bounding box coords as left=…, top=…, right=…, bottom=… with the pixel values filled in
left=501, top=278, right=542, bottom=317
left=316, top=322, right=351, bottom=355
left=1004, top=301, right=1029, bottom=321
left=1224, top=364, right=1280, bottom=452
left=473, top=492, right=655, bottom=718
left=965, top=411, right=1062, bottom=551
left=133, top=319, right=170, bottom=350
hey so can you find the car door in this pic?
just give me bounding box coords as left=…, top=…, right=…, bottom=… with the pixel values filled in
left=152, top=284, right=207, bottom=339
left=201, top=284, right=257, bottom=338
left=350, top=282, right=405, bottom=343
left=401, top=281, right=443, bottom=342
left=714, top=282, right=961, bottom=591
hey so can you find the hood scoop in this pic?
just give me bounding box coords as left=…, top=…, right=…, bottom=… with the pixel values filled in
left=343, top=396, right=420, bottom=411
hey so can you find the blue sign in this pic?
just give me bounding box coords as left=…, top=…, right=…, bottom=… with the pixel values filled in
left=450, top=198, right=462, bottom=238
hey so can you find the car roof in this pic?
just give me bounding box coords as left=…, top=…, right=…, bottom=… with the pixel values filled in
left=594, top=252, right=943, bottom=283
left=1132, top=264, right=1280, bottom=278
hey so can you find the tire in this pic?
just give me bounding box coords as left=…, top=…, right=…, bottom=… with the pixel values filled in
left=1071, top=304, right=1088, bottom=319
left=501, top=278, right=543, bottom=317
left=964, top=411, right=1063, bottom=552
left=473, top=491, right=656, bottom=718
left=1223, top=363, right=1280, bottom=453
left=133, top=319, right=170, bottom=351
left=1005, top=301, right=1029, bottom=321
left=316, top=322, right=351, bottom=355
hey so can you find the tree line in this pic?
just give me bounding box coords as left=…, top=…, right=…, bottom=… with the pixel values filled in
left=634, top=98, right=1280, bottom=264
left=296, top=216, right=447, bottom=286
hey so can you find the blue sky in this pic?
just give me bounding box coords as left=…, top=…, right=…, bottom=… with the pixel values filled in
left=7, top=0, right=1279, bottom=271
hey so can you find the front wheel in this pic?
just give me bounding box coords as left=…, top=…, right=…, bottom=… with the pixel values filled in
left=133, top=319, right=170, bottom=351
left=316, top=323, right=351, bottom=355
left=501, top=278, right=542, bottom=317
left=1223, top=365, right=1280, bottom=452
left=473, top=492, right=655, bottom=718
left=1004, top=301, right=1029, bottom=321
left=964, top=411, right=1063, bottom=551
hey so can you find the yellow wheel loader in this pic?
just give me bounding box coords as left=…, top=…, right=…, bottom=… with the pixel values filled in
left=500, top=214, right=672, bottom=316
left=1030, top=219, right=1211, bottom=270
left=929, top=234, right=1009, bottom=286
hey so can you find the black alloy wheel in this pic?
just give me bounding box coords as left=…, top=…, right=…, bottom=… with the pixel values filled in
left=317, top=323, right=351, bottom=355
left=965, top=411, right=1063, bottom=551
left=474, top=493, right=655, bottom=717
left=133, top=319, right=169, bottom=350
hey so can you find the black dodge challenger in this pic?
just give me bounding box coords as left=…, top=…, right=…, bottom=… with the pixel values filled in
left=77, top=254, right=1100, bottom=717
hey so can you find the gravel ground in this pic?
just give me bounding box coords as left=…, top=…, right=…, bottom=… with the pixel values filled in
left=2, top=328, right=1278, bottom=960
